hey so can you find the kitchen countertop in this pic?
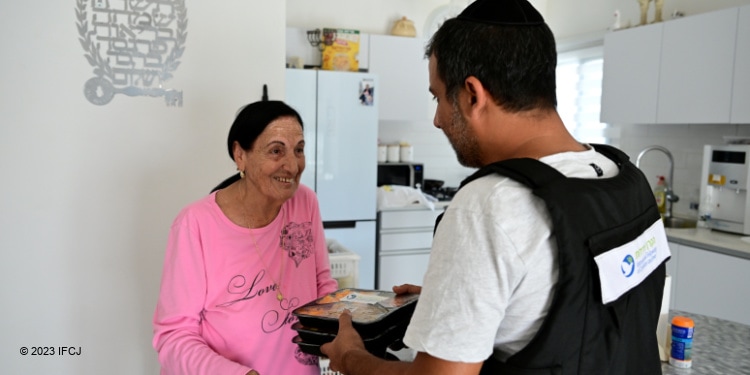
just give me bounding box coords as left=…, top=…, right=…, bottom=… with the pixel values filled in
left=666, top=226, right=750, bottom=260
left=661, top=310, right=750, bottom=375
left=378, top=201, right=450, bottom=212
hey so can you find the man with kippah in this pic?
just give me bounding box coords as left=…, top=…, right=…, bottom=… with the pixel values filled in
left=321, top=0, right=669, bottom=374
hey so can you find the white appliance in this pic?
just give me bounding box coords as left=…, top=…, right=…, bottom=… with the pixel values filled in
left=699, top=144, right=750, bottom=235
left=285, top=69, right=378, bottom=289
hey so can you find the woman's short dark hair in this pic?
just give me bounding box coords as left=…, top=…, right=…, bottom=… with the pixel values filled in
left=211, top=100, right=303, bottom=192
left=425, top=18, right=558, bottom=112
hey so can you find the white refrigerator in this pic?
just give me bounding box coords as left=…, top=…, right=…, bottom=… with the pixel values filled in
left=285, top=69, right=378, bottom=289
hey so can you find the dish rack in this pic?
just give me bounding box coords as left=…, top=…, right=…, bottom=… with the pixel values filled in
left=318, top=357, right=341, bottom=375
left=326, top=239, right=360, bottom=288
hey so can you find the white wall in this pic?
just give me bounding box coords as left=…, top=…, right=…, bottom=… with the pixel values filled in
left=287, top=0, right=453, bottom=37
left=0, top=1, right=285, bottom=374
left=287, top=0, right=750, bottom=40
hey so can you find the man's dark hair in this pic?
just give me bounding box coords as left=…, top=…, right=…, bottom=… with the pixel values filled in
left=425, top=18, right=558, bottom=112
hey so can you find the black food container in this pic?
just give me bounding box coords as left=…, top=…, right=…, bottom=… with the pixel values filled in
left=292, top=322, right=408, bottom=357
left=291, top=288, right=418, bottom=357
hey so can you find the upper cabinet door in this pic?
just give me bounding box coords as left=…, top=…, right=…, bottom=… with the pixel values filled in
left=368, top=35, right=432, bottom=122
left=732, top=5, right=750, bottom=123
left=657, top=8, right=739, bottom=124
left=600, top=23, right=663, bottom=124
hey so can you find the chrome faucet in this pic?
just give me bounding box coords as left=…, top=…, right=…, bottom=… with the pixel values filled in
left=636, top=145, right=679, bottom=219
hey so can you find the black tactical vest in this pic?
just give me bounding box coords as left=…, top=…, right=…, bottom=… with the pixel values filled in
left=436, top=144, right=666, bottom=375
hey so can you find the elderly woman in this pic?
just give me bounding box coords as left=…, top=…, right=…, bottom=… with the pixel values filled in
left=153, top=100, right=338, bottom=375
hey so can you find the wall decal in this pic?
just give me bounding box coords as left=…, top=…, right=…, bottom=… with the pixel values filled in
left=75, top=0, right=187, bottom=106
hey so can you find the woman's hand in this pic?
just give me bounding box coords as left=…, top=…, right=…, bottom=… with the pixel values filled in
left=393, top=284, right=422, bottom=295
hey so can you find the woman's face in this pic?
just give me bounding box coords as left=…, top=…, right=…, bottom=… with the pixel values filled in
left=236, top=116, right=306, bottom=205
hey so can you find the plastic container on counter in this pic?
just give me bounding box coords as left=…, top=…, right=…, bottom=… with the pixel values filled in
left=669, top=316, right=695, bottom=368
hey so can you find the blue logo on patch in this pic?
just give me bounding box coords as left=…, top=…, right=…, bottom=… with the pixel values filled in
left=621, top=255, right=635, bottom=277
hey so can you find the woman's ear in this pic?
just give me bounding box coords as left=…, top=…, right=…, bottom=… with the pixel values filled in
left=232, top=141, right=246, bottom=171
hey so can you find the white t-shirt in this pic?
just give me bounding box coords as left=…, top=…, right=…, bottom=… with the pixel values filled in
left=402, top=146, right=619, bottom=363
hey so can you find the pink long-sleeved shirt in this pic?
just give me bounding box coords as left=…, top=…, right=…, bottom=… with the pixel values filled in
left=153, top=185, right=338, bottom=375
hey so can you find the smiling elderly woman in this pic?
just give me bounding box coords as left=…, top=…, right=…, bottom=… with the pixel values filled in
left=153, top=100, right=338, bottom=375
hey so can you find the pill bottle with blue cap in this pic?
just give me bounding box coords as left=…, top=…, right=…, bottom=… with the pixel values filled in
left=669, top=316, right=694, bottom=368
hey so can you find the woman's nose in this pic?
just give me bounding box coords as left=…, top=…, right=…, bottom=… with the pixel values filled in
left=285, top=153, right=302, bottom=174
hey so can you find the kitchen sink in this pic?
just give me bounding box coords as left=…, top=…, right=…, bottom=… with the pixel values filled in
left=662, top=216, right=697, bottom=229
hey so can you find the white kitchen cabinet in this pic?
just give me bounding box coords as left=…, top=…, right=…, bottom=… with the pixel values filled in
left=600, top=6, right=748, bottom=125
left=600, top=22, right=663, bottom=124
left=672, top=244, right=750, bottom=325
left=657, top=7, right=739, bottom=124
left=376, top=208, right=443, bottom=290
left=368, top=35, right=432, bottom=122
left=731, top=5, right=750, bottom=123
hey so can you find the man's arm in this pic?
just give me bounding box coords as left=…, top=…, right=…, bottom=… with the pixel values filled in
left=319, top=310, right=483, bottom=375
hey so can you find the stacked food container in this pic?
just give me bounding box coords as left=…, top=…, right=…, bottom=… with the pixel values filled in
left=292, top=288, right=419, bottom=359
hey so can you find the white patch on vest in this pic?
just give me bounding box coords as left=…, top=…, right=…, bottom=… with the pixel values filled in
left=594, top=219, right=671, bottom=304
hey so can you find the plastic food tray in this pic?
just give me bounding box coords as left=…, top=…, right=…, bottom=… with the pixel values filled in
left=292, top=288, right=419, bottom=336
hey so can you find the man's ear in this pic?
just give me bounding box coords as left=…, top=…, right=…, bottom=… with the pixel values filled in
left=463, top=76, right=489, bottom=119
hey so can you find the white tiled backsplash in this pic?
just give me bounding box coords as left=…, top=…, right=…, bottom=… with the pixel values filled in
left=378, top=119, right=476, bottom=188
left=617, top=123, right=750, bottom=219
left=380, top=120, right=750, bottom=219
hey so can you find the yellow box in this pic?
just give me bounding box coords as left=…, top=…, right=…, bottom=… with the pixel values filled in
left=321, top=28, right=360, bottom=72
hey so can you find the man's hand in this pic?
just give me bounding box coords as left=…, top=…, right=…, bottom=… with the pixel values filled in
left=393, top=284, right=422, bottom=295
left=320, top=309, right=368, bottom=373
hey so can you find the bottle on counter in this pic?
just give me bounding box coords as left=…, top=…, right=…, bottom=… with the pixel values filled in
left=669, top=316, right=694, bottom=369
left=698, top=185, right=714, bottom=227
left=654, top=176, right=667, bottom=216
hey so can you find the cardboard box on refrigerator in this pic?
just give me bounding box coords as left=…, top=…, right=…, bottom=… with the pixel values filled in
left=321, top=28, right=360, bottom=72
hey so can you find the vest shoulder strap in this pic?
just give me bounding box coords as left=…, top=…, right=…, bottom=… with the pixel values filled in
left=461, top=143, right=628, bottom=191
left=461, top=158, right=564, bottom=190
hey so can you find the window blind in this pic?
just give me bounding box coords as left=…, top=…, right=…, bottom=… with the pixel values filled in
left=556, top=46, right=617, bottom=145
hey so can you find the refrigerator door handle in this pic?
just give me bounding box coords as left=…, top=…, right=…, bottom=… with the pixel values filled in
left=323, top=220, right=358, bottom=229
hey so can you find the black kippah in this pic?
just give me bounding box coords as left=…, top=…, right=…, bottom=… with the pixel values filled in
left=457, top=0, right=545, bottom=26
